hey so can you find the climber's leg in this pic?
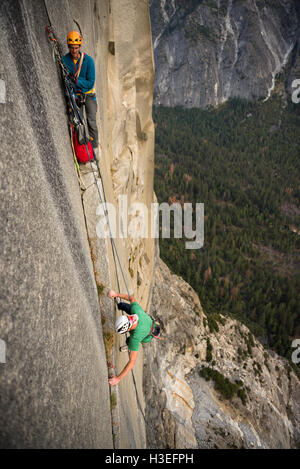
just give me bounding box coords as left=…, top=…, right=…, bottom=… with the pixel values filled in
left=117, top=302, right=131, bottom=314
left=85, top=94, right=98, bottom=149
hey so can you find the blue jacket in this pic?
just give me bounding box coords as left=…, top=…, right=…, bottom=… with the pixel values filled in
left=62, top=52, right=96, bottom=95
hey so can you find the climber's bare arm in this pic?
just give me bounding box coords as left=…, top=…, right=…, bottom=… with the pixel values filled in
left=108, top=289, right=136, bottom=303
left=108, top=350, right=138, bottom=386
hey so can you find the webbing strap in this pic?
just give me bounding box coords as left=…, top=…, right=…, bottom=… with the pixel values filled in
left=45, top=12, right=147, bottom=431
left=75, top=52, right=85, bottom=79
left=83, top=144, right=131, bottom=297
left=145, top=319, right=155, bottom=339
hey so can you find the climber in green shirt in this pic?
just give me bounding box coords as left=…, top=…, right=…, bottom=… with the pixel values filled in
left=107, top=289, right=160, bottom=386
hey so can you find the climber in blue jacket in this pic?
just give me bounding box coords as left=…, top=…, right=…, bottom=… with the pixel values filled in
left=63, top=31, right=99, bottom=151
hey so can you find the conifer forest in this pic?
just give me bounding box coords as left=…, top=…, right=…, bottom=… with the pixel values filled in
left=154, top=93, right=300, bottom=363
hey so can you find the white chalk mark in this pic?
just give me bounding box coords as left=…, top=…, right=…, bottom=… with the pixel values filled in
left=0, top=79, right=6, bottom=103
left=0, top=339, right=6, bottom=363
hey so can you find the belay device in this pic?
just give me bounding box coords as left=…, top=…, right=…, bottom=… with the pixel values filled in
left=46, top=22, right=161, bottom=430
left=46, top=26, right=94, bottom=164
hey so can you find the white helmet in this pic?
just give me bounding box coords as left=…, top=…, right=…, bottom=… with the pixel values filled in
left=115, top=315, right=130, bottom=334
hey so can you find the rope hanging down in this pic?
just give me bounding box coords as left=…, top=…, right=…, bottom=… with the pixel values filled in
left=45, top=23, right=130, bottom=312
left=82, top=150, right=147, bottom=424
left=80, top=145, right=148, bottom=425
left=45, top=22, right=148, bottom=427
left=78, top=119, right=149, bottom=432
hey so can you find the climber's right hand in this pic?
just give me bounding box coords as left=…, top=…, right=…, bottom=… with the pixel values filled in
left=109, top=375, right=120, bottom=386
left=108, top=289, right=116, bottom=299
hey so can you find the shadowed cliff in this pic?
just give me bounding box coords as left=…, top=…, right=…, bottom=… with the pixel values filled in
left=2, top=0, right=298, bottom=451
left=0, top=0, right=155, bottom=449
left=150, top=0, right=300, bottom=107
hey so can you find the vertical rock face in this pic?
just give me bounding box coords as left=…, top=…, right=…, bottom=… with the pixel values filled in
left=0, top=0, right=155, bottom=449
left=2, top=0, right=298, bottom=451
left=150, top=0, right=300, bottom=107
left=87, top=0, right=156, bottom=448
left=144, top=257, right=203, bottom=448
left=104, top=0, right=155, bottom=310
left=144, top=257, right=300, bottom=449
left=0, top=0, right=112, bottom=449
left=286, top=37, right=300, bottom=96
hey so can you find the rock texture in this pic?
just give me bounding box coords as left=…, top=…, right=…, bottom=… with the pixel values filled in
left=87, top=0, right=156, bottom=449
left=286, top=37, right=300, bottom=96
left=0, top=0, right=155, bottom=449
left=0, top=0, right=114, bottom=449
left=1, top=0, right=299, bottom=451
left=144, top=256, right=300, bottom=449
left=150, top=0, right=300, bottom=107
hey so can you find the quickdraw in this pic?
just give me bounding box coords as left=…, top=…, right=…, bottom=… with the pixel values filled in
left=45, top=26, right=69, bottom=80
left=46, top=25, right=90, bottom=188
left=46, top=19, right=155, bottom=433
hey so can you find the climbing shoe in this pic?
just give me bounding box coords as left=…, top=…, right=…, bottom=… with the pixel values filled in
left=119, top=345, right=128, bottom=352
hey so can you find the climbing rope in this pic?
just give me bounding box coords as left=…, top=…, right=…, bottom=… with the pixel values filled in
left=45, top=11, right=149, bottom=435
left=82, top=143, right=148, bottom=427
left=69, top=124, right=86, bottom=191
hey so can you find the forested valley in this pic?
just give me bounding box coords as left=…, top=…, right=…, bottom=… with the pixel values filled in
left=153, top=92, right=300, bottom=364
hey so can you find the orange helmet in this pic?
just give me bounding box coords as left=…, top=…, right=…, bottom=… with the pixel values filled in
left=67, top=31, right=82, bottom=45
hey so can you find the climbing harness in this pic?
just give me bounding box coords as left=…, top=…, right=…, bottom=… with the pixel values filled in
left=46, top=25, right=91, bottom=186
left=45, top=24, right=130, bottom=304
left=46, top=14, right=153, bottom=435
left=146, top=317, right=162, bottom=340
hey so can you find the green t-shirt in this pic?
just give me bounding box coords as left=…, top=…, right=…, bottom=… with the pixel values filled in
left=128, top=302, right=153, bottom=352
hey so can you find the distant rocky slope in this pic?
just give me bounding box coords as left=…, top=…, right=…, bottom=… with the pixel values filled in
left=1, top=0, right=299, bottom=450
left=150, top=0, right=300, bottom=107
left=144, top=256, right=300, bottom=449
